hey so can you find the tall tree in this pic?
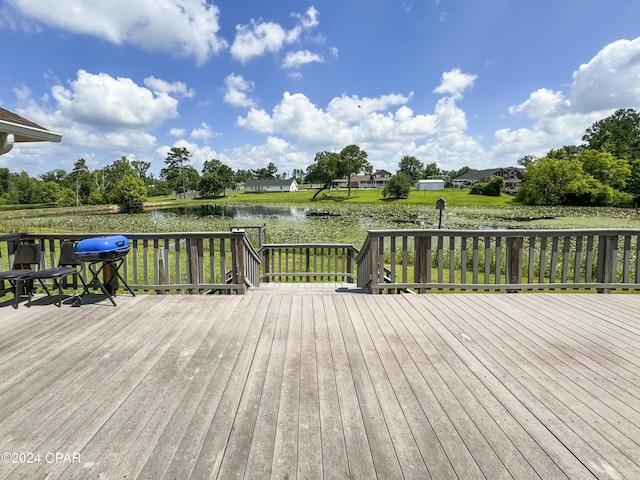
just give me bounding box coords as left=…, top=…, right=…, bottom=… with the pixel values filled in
left=397, top=156, right=423, bottom=182
left=516, top=155, right=536, bottom=168
left=579, top=149, right=630, bottom=190
left=200, top=159, right=235, bottom=197
left=161, top=147, right=192, bottom=193
left=234, top=169, right=252, bottom=182
left=0, top=167, right=10, bottom=195
left=447, top=166, right=474, bottom=180
left=252, top=161, right=278, bottom=179
left=422, top=162, right=441, bottom=178
left=107, top=174, right=147, bottom=205
left=131, top=160, right=151, bottom=182
left=66, top=159, right=92, bottom=207
left=102, top=157, right=146, bottom=204
left=6, top=171, right=37, bottom=204
left=517, top=157, right=586, bottom=205
left=305, top=151, right=341, bottom=200
left=38, top=169, right=67, bottom=184
left=582, top=108, right=640, bottom=161
left=338, top=144, right=372, bottom=198
left=291, top=168, right=305, bottom=183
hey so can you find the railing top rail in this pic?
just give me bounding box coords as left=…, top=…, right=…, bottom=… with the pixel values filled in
left=363, top=228, right=640, bottom=237
left=21, top=231, right=250, bottom=240
left=261, top=243, right=358, bottom=250
left=242, top=235, right=261, bottom=262
left=0, top=233, right=22, bottom=242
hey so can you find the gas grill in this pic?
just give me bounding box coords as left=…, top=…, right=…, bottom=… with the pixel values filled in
left=75, top=235, right=135, bottom=305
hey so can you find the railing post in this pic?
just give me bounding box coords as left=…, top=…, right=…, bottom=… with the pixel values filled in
left=370, top=234, right=380, bottom=294
left=189, top=238, right=199, bottom=294
left=235, top=236, right=246, bottom=294
left=347, top=248, right=354, bottom=283
left=597, top=235, right=618, bottom=293
left=157, top=247, right=166, bottom=295
left=507, top=236, right=522, bottom=293
left=263, top=248, right=270, bottom=283
left=415, top=235, right=429, bottom=294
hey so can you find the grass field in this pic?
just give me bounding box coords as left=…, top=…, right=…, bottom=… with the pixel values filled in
left=149, top=187, right=516, bottom=207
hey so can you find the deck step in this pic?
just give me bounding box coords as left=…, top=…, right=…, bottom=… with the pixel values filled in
left=248, top=282, right=369, bottom=294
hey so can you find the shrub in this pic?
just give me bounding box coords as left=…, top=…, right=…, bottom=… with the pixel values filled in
left=470, top=176, right=504, bottom=196
left=383, top=173, right=412, bottom=199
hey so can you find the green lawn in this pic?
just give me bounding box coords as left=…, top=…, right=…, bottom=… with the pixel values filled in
left=148, top=187, right=516, bottom=207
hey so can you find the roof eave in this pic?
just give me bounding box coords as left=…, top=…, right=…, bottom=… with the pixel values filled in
left=0, top=120, right=62, bottom=143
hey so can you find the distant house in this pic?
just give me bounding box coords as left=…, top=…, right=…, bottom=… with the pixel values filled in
left=452, top=167, right=524, bottom=189
left=244, top=179, right=299, bottom=193
left=371, top=169, right=393, bottom=188
left=416, top=179, right=445, bottom=191
left=333, top=169, right=394, bottom=189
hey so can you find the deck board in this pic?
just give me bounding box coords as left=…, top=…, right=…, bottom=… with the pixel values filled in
left=1, top=292, right=639, bottom=479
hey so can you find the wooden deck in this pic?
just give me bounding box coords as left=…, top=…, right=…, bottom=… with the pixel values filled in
left=0, top=290, right=639, bottom=479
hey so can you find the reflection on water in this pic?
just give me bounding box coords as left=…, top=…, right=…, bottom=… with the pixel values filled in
left=148, top=204, right=313, bottom=220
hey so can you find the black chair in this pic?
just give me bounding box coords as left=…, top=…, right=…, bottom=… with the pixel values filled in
left=23, top=241, right=88, bottom=307
left=0, top=241, right=43, bottom=308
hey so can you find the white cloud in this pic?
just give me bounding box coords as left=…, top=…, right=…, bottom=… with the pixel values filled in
left=144, top=76, right=195, bottom=98
left=6, top=70, right=187, bottom=173
left=508, top=88, right=570, bottom=118
left=281, top=50, right=323, bottom=69
left=51, top=70, right=178, bottom=130
left=238, top=92, right=350, bottom=148
left=6, top=0, right=227, bottom=65
left=327, top=92, right=412, bottom=121
left=291, top=6, right=319, bottom=29
left=230, top=7, right=320, bottom=63
left=169, top=128, right=186, bottom=137
left=433, top=68, right=477, bottom=96
left=494, top=36, right=640, bottom=162
left=222, top=136, right=312, bottom=172
left=237, top=88, right=485, bottom=172
left=190, top=123, right=219, bottom=140
left=223, top=74, right=257, bottom=108
left=572, top=37, right=640, bottom=113
left=230, top=20, right=288, bottom=63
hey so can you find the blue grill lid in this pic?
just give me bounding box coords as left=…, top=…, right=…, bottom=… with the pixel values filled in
left=75, top=235, right=130, bottom=254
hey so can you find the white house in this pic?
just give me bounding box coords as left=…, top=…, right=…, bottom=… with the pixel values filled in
left=244, top=179, right=299, bottom=193
left=416, top=179, right=445, bottom=191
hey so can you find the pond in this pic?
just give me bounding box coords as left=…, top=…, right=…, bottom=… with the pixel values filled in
left=5, top=203, right=640, bottom=247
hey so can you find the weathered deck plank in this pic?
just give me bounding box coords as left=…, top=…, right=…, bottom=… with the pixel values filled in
left=1, top=292, right=639, bottom=479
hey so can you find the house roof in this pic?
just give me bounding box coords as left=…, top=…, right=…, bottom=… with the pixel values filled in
left=454, top=167, right=524, bottom=181
left=0, top=107, right=62, bottom=143
left=245, top=178, right=297, bottom=187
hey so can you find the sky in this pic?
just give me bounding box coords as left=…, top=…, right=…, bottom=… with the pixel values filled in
left=2, top=0, right=640, bottom=180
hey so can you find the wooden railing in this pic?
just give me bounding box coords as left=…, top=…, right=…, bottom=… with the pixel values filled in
left=260, top=243, right=357, bottom=283
left=356, top=229, right=640, bottom=294
left=0, top=232, right=261, bottom=296
left=6, top=228, right=640, bottom=296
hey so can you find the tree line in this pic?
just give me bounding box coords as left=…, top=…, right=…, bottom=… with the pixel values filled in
left=515, top=108, right=640, bottom=206
left=3, top=108, right=638, bottom=207
left=0, top=148, right=304, bottom=207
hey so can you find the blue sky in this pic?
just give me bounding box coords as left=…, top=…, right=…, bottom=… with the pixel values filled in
left=2, top=0, right=640, bottom=179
